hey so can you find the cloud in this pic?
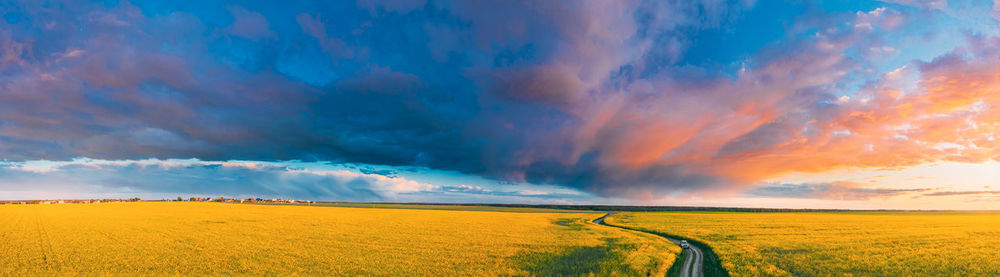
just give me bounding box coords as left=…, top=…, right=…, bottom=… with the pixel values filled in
left=0, top=1, right=996, bottom=200
left=357, top=167, right=398, bottom=177
left=993, top=0, right=1000, bottom=30
left=705, top=41, right=1000, bottom=181
left=855, top=7, right=908, bottom=31
left=749, top=182, right=932, bottom=200
left=356, top=0, right=426, bottom=14
left=0, top=159, right=439, bottom=200
left=222, top=5, right=276, bottom=40
left=0, top=158, right=594, bottom=202
left=879, top=0, right=947, bottom=10
left=294, top=13, right=352, bottom=59
left=921, top=190, right=1000, bottom=197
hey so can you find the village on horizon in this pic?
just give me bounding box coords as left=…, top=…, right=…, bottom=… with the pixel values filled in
left=0, top=197, right=315, bottom=205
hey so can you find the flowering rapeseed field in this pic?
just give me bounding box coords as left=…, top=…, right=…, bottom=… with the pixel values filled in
left=606, top=212, right=1000, bottom=276
left=0, top=202, right=677, bottom=275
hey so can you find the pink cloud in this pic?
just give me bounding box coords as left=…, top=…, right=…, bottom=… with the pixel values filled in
left=223, top=6, right=276, bottom=40
left=880, top=0, right=948, bottom=10
left=496, top=22, right=1000, bottom=198
left=993, top=0, right=1000, bottom=29
left=356, top=0, right=426, bottom=14
left=295, top=13, right=353, bottom=58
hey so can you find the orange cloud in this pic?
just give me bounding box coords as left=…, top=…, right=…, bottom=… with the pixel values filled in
left=553, top=39, right=999, bottom=194
left=712, top=55, right=999, bottom=183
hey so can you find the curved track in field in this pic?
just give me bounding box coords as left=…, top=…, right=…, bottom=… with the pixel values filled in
left=592, top=213, right=704, bottom=277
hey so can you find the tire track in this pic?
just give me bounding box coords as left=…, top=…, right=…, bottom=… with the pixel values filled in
left=592, top=213, right=704, bottom=277
left=33, top=216, right=53, bottom=270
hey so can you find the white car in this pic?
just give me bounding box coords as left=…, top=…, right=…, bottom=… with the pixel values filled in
left=679, top=240, right=690, bottom=249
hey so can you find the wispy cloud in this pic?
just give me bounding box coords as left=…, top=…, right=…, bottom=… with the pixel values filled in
left=749, top=182, right=933, bottom=200
left=921, top=190, right=1000, bottom=197
left=0, top=159, right=428, bottom=200
left=0, top=158, right=588, bottom=202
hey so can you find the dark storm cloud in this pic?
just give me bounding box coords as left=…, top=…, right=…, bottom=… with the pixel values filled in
left=0, top=0, right=749, bottom=198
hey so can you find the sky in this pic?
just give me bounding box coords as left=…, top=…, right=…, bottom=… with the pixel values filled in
left=0, top=0, right=998, bottom=209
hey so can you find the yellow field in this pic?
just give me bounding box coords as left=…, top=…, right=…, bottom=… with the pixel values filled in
left=0, top=202, right=677, bottom=276
left=606, top=212, right=1000, bottom=276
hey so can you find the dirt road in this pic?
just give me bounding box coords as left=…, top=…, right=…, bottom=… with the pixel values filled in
left=592, top=213, right=704, bottom=277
